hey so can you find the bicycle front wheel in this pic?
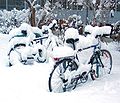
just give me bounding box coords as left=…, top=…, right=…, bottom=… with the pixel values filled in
left=99, top=49, right=112, bottom=75
left=48, top=58, right=78, bottom=93
left=91, top=49, right=112, bottom=79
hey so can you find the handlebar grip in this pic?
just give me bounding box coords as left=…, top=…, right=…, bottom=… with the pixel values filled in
left=102, top=34, right=110, bottom=37
left=78, top=48, right=82, bottom=52
left=95, top=35, right=101, bottom=38
left=95, top=34, right=110, bottom=38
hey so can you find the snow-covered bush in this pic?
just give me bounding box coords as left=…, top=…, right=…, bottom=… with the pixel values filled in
left=0, top=8, right=29, bottom=34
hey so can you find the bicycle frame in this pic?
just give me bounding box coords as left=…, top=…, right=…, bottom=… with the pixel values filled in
left=53, top=37, right=103, bottom=82
left=77, top=37, right=104, bottom=77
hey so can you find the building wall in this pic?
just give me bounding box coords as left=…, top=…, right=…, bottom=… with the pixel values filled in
left=0, top=0, right=25, bottom=10
left=1, top=0, right=120, bottom=11
left=0, top=0, right=48, bottom=10
left=0, top=0, right=6, bottom=9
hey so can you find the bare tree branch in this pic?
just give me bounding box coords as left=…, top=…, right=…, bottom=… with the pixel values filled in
left=24, top=0, right=32, bottom=9
left=31, top=0, right=37, bottom=6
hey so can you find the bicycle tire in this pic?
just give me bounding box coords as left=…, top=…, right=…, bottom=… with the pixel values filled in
left=99, top=49, right=112, bottom=75
left=8, top=43, right=37, bottom=66
left=90, top=49, right=112, bottom=80
left=8, top=49, right=23, bottom=66
left=48, top=58, right=78, bottom=93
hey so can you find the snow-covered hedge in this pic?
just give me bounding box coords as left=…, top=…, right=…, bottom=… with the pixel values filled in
left=0, top=4, right=54, bottom=34
left=0, top=8, right=29, bottom=34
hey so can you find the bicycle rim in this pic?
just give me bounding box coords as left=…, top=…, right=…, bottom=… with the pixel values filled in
left=99, top=49, right=112, bottom=76
left=48, top=59, right=78, bottom=93
left=90, top=49, right=112, bottom=79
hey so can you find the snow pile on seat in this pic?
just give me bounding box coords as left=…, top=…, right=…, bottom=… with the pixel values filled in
left=19, top=23, right=35, bottom=40
left=8, top=23, right=36, bottom=49
left=84, top=25, right=94, bottom=34
left=64, top=28, right=79, bottom=40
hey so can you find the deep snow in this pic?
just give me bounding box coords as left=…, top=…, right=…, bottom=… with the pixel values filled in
left=0, top=34, right=120, bottom=103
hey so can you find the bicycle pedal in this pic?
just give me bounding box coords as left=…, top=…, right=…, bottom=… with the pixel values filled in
left=61, top=78, right=68, bottom=83
left=68, top=73, right=80, bottom=79
left=80, top=72, right=88, bottom=79
left=71, top=76, right=79, bottom=84
left=90, top=70, right=95, bottom=74
left=81, top=71, right=87, bottom=77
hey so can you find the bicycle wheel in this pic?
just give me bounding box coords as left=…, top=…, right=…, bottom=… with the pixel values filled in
left=8, top=43, right=26, bottom=66
left=48, top=58, right=78, bottom=93
left=90, top=49, right=112, bottom=80
left=99, top=49, right=112, bottom=75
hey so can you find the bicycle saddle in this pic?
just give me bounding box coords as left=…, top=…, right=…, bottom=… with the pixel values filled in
left=66, top=38, right=79, bottom=44
left=66, top=38, right=79, bottom=50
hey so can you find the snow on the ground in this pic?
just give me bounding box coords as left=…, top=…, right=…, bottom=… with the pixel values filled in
left=0, top=34, right=120, bottom=103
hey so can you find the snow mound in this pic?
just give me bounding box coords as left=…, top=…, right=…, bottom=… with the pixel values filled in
left=52, top=46, right=75, bottom=58
left=84, top=25, right=112, bottom=37
left=84, top=25, right=94, bottom=34
left=91, top=26, right=112, bottom=37
left=32, top=27, right=43, bottom=37
left=77, top=35, right=97, bottom=49
left=9, top=28, right=21, bottom=37
left=64, top=28, right=79, bottom=40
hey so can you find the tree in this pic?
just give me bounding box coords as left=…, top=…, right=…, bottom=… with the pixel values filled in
left=24, top=0, right=57, bottom=28
left=24, top=0, right=36, bottom=26
left=93, top=0, right=117, bottom=23
left=37, top=0, right=53, bottom=28
left=82, top=0, right=93, bottom=24
left=82, top=0, right=118, bottom=24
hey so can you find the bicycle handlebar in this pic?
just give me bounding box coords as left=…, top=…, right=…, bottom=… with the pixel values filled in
left=33, top=36, right=48, bottom=41
left=95, top=34, right=110, bottom=38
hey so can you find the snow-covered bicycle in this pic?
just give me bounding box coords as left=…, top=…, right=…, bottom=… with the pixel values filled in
left=7, top=36, right=48, bottom=66
left=7, top=32, right=63, bottom=66
left=48, top=34, right=112, bottom=93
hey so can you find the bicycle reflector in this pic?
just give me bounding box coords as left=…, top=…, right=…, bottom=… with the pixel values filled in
left=53, top=58, right=60, bottom=61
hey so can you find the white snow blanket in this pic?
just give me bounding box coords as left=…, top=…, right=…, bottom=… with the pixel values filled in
left=0, top=33, right=120, bottom=103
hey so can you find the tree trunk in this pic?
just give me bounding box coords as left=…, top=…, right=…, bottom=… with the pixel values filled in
left=24, top=0, right=36, bottom=26
left=31, top=7, right=36, bottom=26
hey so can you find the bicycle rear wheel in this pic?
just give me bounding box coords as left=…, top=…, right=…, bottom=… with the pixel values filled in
left=48, top=58, right=78, bottom=93
left=8, top=44, right=26, bottom=66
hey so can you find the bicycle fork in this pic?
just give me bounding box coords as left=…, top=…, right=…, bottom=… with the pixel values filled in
left=93, top=51, right=104, bottom=78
